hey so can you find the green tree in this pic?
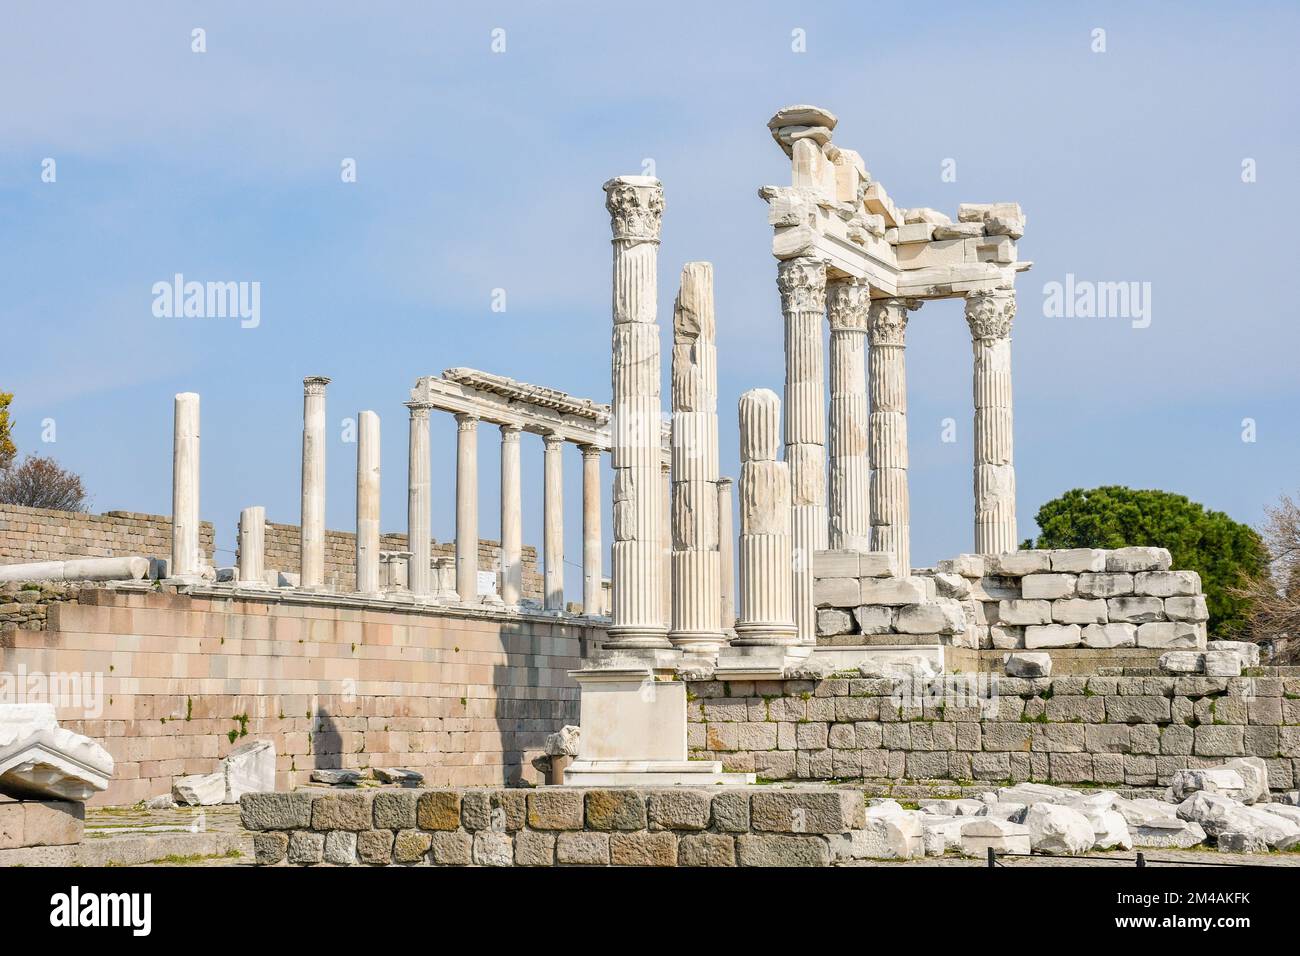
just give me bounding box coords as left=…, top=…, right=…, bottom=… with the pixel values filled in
left=0, top=392, right=14, bottom=470
left=1024, top=486, right=1266, bottom=638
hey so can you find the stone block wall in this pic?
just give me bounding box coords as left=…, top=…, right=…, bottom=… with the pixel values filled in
left=0, top=504, right=214, bottom=566
left=259, top=522, right=543, bottom=602
left=240, top=785, right=868, bottom=867
left=813, top=546, right=1208, bottom=653
left=686, top=670, right=1300, bottom=793
left=0, top=585, right=598, bottom=805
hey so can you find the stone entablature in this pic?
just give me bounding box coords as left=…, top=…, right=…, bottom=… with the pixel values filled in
left=685, top=670, right=1300, bottom=792
left=812, top=547, right=1208, bottom=654
left=240, top=784, right=871, bottom=867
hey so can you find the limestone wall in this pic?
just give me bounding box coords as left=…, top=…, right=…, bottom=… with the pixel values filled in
left=814, top=546, right=1209, bottom=653
left=686, top=671, right=1300, bottom=793
left=240, top=785, right=868, bottom=867
left=0, top=504, right=214, bottom=566
left=0, top=586, right=597, bottom=805
left=259, top=522, right=544, bottom=602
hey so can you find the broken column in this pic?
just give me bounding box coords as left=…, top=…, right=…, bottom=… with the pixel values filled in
left=717, top=476, right=736, bottom=635
left=732, top=388, right=798, bottom=648
left=454, top=413, right=479, bottom=603
left=580, top=443, right=602, bottom=615
left=868, top=298, right=917, bottom=575
left=966, top=289, right=1018, bottom=554
left=827, top=278, right=872, bottom=552
left=777, top=256, right=827, bottom=644
left=500, top=424, right=523, bottom=606
left=237, top=506, right=265, bottom=585
left=668, top=261, right=723, bottom=654
left=300, top=376, right=330, bottom=589
left=603, top=175, right=669, bottom=649
left=543, top=432, right=565, bottom=611
left=406, top=401, right=432, bottom=597
left=355, top=410, right=380, bottom=595
left=170, top=391, right=202, bottom=579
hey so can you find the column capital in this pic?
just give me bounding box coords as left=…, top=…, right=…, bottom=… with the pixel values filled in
left=776, top=256, right=827, bottom=313
left=603, top=176, right=664, bottom=243
left=404, top=400, right=432, bottom=420
left=499, top=422, right=522, bottom=440
left=303, top=375, right=331, bottom=395
left=542, top=431, right=565, bottom=451
left=826, top=277, right=871, bottom=331
left=965, top=289, right=1016, bottom=340
left=454, top=412, right=478, bottom=432
left=866, top=297, right=920, bottom=346
left=717, top=475, right=733, bottom=488
left=578, top=442, right=602, bottom=460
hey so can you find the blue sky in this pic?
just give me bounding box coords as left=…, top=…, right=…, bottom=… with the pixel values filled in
left=2, top=1, right=1297, bottom=591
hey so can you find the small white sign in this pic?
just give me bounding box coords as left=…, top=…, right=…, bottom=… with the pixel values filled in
left=476, top=571, right=497, bottom=596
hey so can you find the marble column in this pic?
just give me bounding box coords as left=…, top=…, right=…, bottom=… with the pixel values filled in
left=454, top=412, right=479, bottom=603
left=777, top=256, right=827, bottom=644
left=499, top=424, right=523, bottom=606
left=170, top=392, right=201, bottom=578
left=603, top=175, right=669, bottom=648
left=867, top=298, right=917, bottom=575
left=660, top=460, right=672, bottom=628
left=355, top=410, right=380, bottom=594
left=238, top=506, right=265, bottom=585
left=580, top=444, right=602, bottom=616
left=669, top=261, right=723, bottom=653
left=543, top=432, right=565, bottom=611
left=965, top=289, right=1018, bottom=555
left=406, top=402, right=432, bottom=597
left=300, top=376, right=330, bottom=589
left=827, top=278, right=872, bottom=552
left=733, top=389, right=798, bottom=646
left=717, top=477, right=735, bottom=634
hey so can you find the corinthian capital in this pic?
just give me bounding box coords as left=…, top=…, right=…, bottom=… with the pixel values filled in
left=826, top=278, right=871, bottom=332
left=866, top=297, right=919, bottom=347
left=965, top=290, right=1016, bottom=340
left=603, top=176, right=664, bottom=243
left=776, top=257, right=827, bottom=313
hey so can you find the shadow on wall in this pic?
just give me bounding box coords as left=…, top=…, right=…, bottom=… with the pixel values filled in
left=312, top=707, right=344, bottom=774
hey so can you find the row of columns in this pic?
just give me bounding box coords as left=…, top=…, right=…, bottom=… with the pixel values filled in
left=776, top=256, right=1018, bottom=641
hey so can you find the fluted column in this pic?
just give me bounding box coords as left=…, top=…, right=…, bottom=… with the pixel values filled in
left=500, top=424, right=523, bottom=606
left=827, top=278, right=871, bottom=552
left=355, top=410, right=381, bottom=594
left=603, top=175, right=669, bottom=648
left=543, top=432, right=565, bottom=611
left=669, top=261, right=723, bottom=653
left=580, top=444, right=602, bottom=615
left=300, top=376, right=330, bottom=589
left=406, top=402, right=432, bottom=597
left=868, top=298, right=917, bottom=575
left=454, top=412, right=479, bottom=603
left=238, top=506, right=265, bottom=584
left=171, top=392, right=201, bottom=578
left=717, top=477, right=735, bottom=634
left=777, top=256, right=827, bottom=644
left=733, top=389, right=798, bottom=646
left=966, top=289, right=1018, bottom=554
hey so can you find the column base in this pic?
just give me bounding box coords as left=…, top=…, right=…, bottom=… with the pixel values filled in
left=730, top=622, right=800, bottom=647
left=603, top=625, right=672, bottom=650
left=667, top=630, right=728, bottom=657
left=714, top=642, right=807, bottom=680
left=561, top=760, right=754, bottom=787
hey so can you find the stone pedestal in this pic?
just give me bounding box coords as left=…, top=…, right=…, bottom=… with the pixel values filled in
left=604, top=175, right=670, bottom=649
left=868, top=298, right=917, bottom=576
left=668, top=261, right=723, bottom=655
left=300, top=376, right=330, bottom=589
left=561, top=653, right=753, bottom=787
left=406, top=402, right=432, bottom=597
left=827, top=278, right=871, bottom=552
left=778, top=257, right=828, bottom=645
left=966, top=290, right=1018, bottom=554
